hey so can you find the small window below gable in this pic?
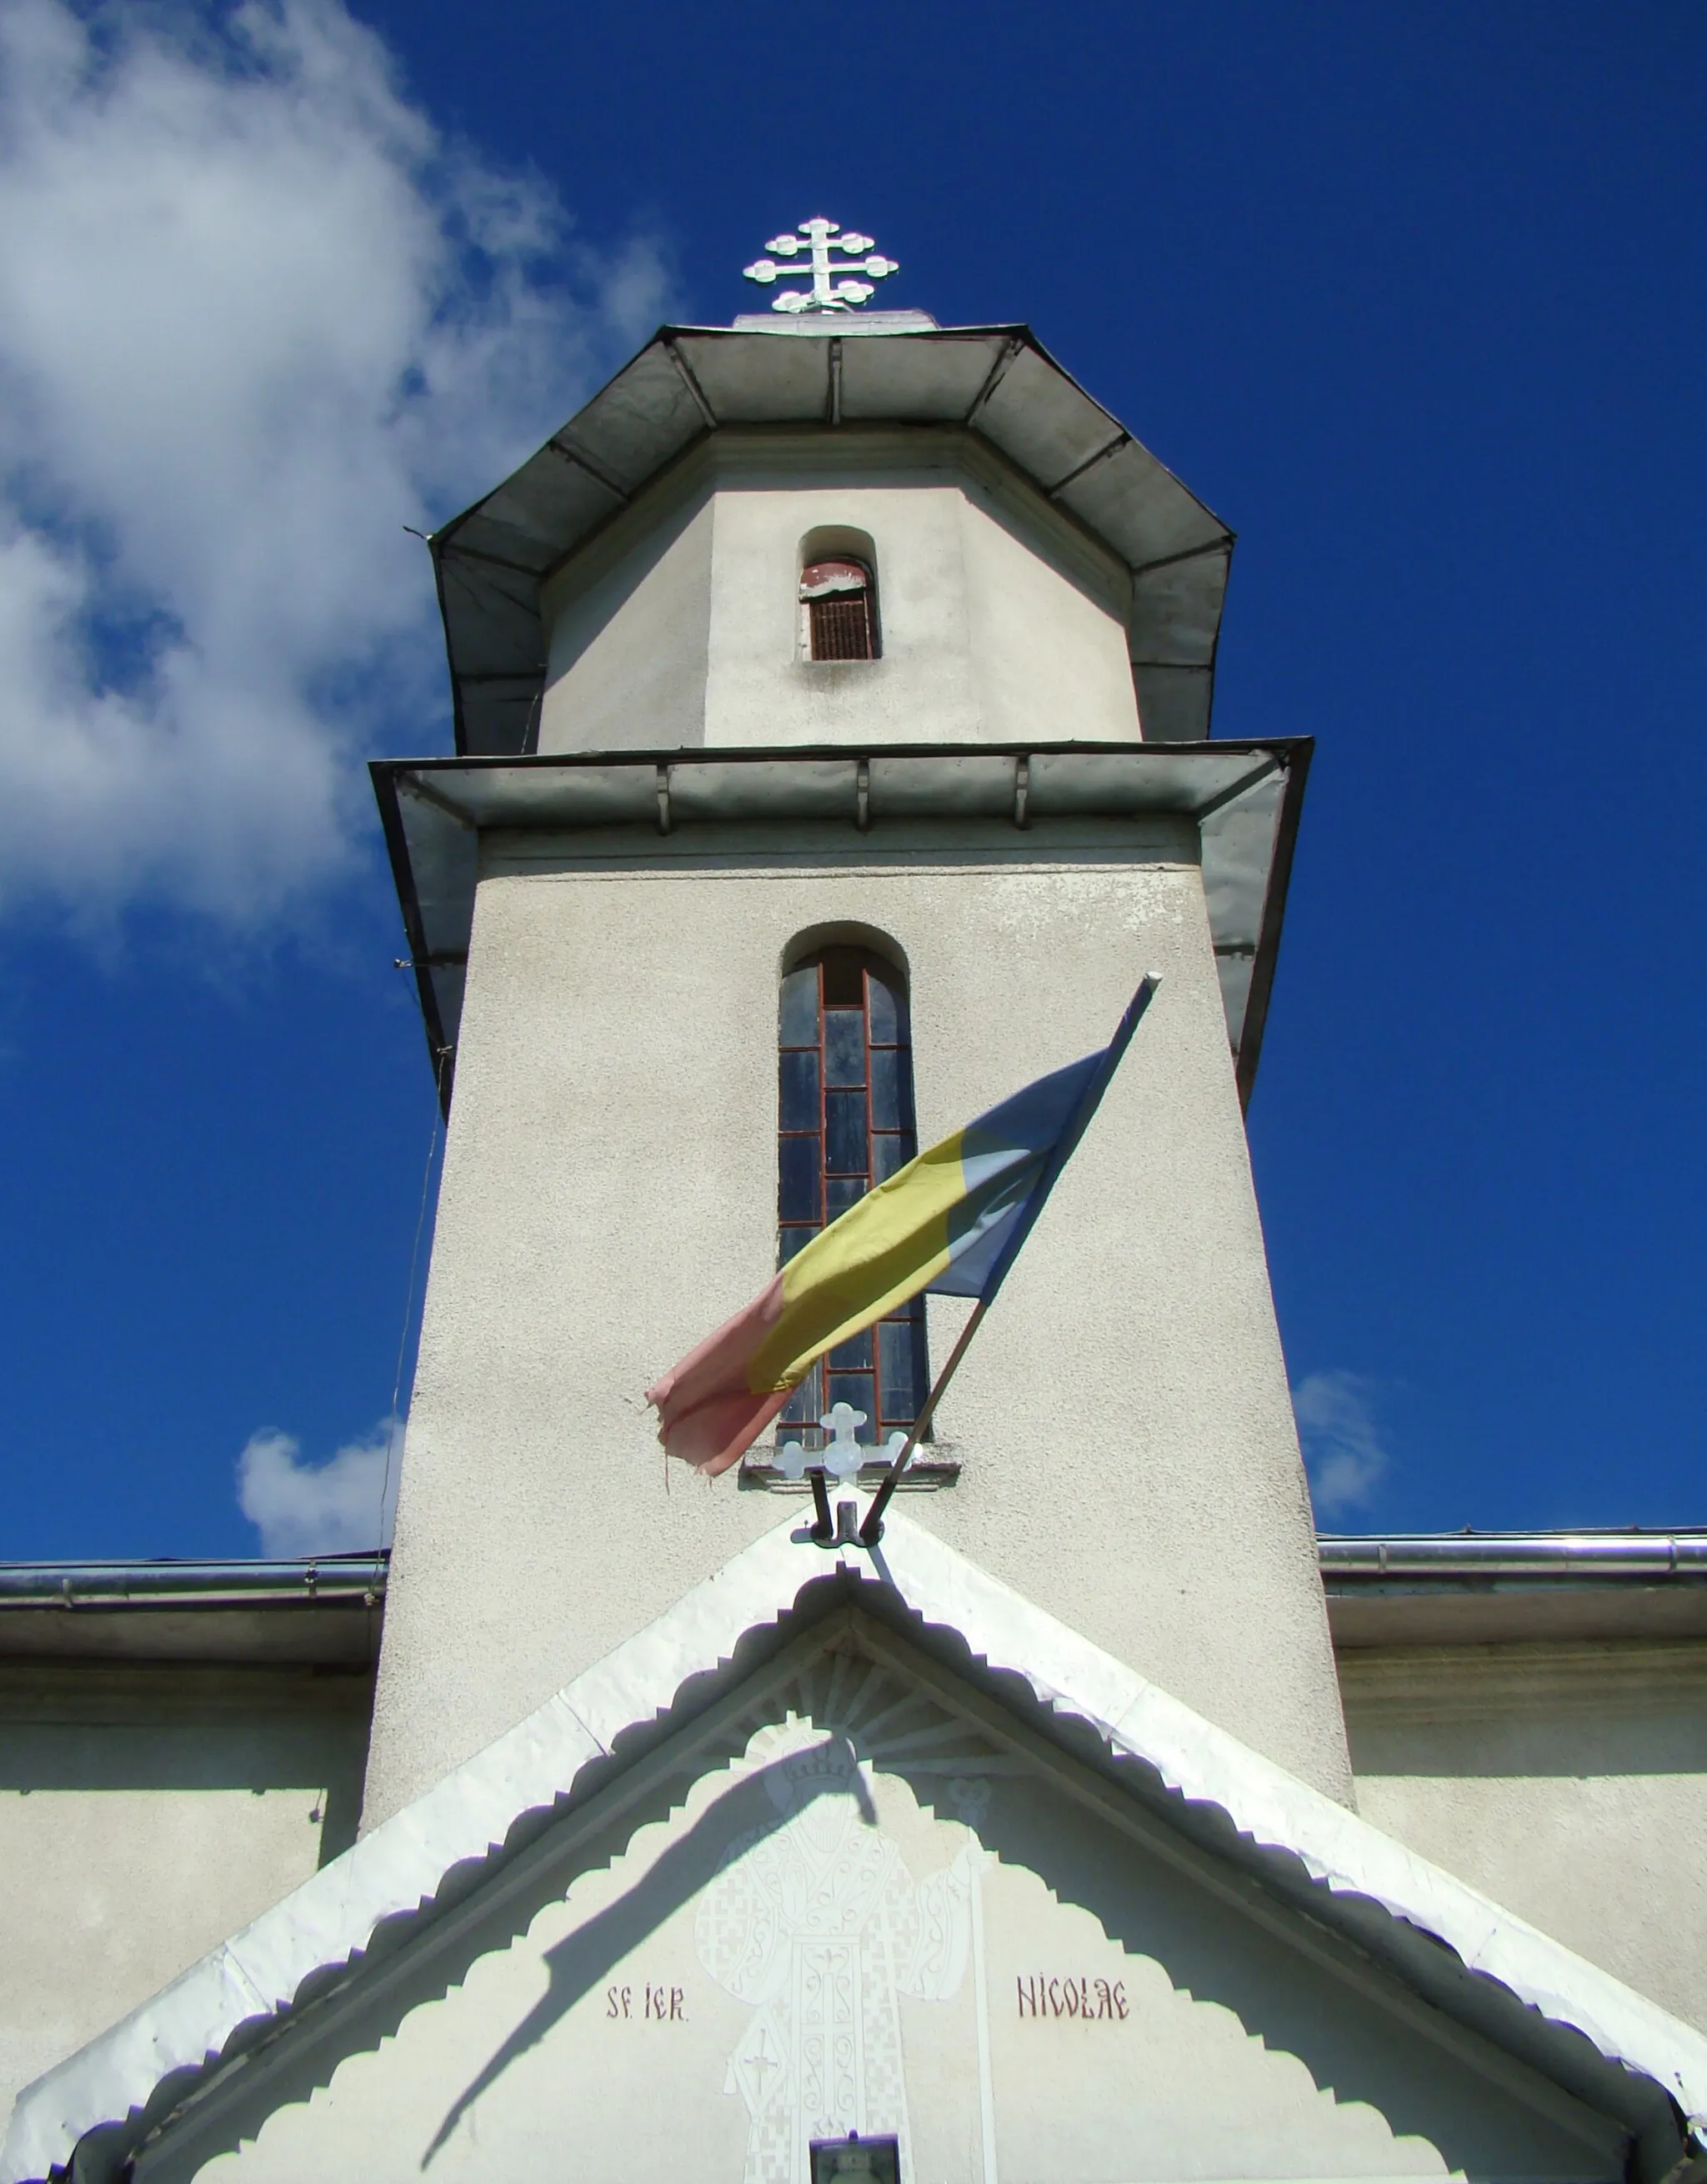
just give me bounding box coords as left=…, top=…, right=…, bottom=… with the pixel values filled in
left=800, top=553, right=879, bottom=662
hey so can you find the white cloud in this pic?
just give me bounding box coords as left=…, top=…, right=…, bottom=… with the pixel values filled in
left=237, top=1415, right=398, bottom=1555
left=0, top=0, right=669, bottom=924
left=1293, top=1369, right=1389, bottom=1519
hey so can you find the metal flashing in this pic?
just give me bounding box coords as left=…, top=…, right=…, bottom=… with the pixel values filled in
left=8, top=1517, right=1707, bottom=2184
left=0, top=1556, right=388, bottom=1668
left=428, top=325, right=1233, bottom=757
left=370, top=737, right=1307, bottom=1115
left=729, top=308, right=940, bottom=335
left=1322, top=1530, right=1707, bottom=1584
left=1323, top=1530, right=1707, bottom=1648
left=0, top=1555, right=386, bottom=1612
left=5, top=1527, right=1699, bottom=1663
left=6, top=1530, right=1701, bottom=1667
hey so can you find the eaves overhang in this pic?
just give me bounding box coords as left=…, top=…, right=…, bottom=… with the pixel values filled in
left=1323, top=1530, right=1707, bottom=1648
left=0, top=1555, right=387, bottom=1667
left=369, top=735, right=1310, bottom=1118
left=9, top=1515, right=1705, bottom=2184
left=8, top=1531, right=1704, bottom=1664
left=431, top=324, right=1234, bottom=756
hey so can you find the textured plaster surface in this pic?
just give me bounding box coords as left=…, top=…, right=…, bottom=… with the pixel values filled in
left=0, top=1669, right=368, bottom=2117
left=1344, top=1641, right=1707, bottom=2031
left=362, top=820, right=1348, bottom=1827
left=542, top=495, right=713, bottom=750
left=538, top=434, right=1139, bottom=754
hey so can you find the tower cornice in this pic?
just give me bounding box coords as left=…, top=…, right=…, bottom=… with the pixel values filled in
left=371, top=736, right=1309, bottom=1119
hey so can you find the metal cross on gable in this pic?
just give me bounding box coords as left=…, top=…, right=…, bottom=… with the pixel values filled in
left=743, top=218, right=899, bottom=313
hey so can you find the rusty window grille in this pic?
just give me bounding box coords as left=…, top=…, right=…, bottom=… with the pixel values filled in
left=801, top=557, right=878, bottom=661
left=777, top=946, right=926, bottom=1446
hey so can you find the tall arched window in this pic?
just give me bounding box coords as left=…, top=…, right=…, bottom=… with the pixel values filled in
left=800, top=556, right=879, bottom=661
left=777, top=945, right=927, bottom=1447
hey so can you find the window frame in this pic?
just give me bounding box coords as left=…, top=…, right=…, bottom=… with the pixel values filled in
left=776, top=946, right=927, bottom=1447
left=799, top=555, right=879, bottom=663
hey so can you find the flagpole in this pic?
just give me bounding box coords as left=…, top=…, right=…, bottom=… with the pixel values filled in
left=858, top=971, right=1160, bottom=1547
left=858, top=1295, right=992, bottom=1543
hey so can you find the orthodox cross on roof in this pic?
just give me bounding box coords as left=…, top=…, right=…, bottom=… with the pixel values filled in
left=743, top=218, right=899, bottom=313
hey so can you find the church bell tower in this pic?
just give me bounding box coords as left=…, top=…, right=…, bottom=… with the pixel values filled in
left=363, top=223, right=1349, bottom=1825
left=19, top=221, right=1707, bottom=2184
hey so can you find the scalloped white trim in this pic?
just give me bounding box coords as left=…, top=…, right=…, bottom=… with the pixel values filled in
left=7, top=1513, right=1706, bottom=2183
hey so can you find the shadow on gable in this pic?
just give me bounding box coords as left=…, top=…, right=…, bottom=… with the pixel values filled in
left=133, top=1591, right=1632, bottom=2184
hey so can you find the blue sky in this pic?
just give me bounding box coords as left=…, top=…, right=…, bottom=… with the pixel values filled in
left=0, top=0, right=1702, bottom=1558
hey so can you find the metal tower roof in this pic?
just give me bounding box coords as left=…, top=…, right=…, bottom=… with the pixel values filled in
left=430, top=323, right=1234, bottom=755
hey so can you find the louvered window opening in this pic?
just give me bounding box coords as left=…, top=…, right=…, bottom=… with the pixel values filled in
left=777, top=948, right=928, bottom=1447
left=808, top=594, right=874, bottom=660
left=801, top=558, right=877, bottom=662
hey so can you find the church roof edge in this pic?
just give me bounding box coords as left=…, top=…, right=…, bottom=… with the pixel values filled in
left=8, top=1516, right=1707, bottom=2184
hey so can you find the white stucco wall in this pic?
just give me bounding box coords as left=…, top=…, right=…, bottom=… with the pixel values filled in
left=0, top=1668, right=370, bottom=2118
left=363, top=818, right=1349, bottom=1829
left=1343, top=1641, right=1707, bottom=2031
left=540, top=495, right=714, bottom=749
left=538, top=433, right=1140, bottom=754
left=148, top=1637, right=1618, bottom=2184
left=959, top=482, right=1142, bottom=745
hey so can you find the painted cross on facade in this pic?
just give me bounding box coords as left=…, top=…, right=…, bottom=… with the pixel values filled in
left=743, top=218, right=899, bottom=313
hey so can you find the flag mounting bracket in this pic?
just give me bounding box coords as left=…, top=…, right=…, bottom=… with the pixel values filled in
left=804, top=1472, right=866, bottom=1549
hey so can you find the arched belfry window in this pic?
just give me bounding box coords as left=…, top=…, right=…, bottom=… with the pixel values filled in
left=778, top=946, right=927, bottom=1446
left=800, top=556, right=878, bottom=661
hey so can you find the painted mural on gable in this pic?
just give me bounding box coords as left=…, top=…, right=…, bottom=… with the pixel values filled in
left=695, top=1722, right=978, bottom=2184
left=154, top=1638, right=1627, bottom=2184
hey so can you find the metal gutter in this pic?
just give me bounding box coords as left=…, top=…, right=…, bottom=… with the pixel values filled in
left=0, top=1555, right=388, bottom=1611
left=1319, top=1531, right=1707, bottom=1584
left=4, top=1535, right=1701, bottom=1614
left=1320, top=1531, right=1707, bottom=1646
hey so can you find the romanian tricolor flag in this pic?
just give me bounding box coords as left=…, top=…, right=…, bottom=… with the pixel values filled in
left=647, top=976, right=1157, bottom=1475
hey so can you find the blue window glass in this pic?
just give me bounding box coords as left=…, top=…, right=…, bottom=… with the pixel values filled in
left=871, top=1133, right=909, bottom=1185
left=869, top=1047, right=912, bottom=1132
left=779, top=1049, right=819, bottom=1132
left=826, top=1370, right=875, bottom=1421
left=776, top=946, right=930, bottom=1449
left=778, top=1135, right=821, bottom=1224
left=824, top=1089, right=869, bottom=1174
left=866, top=975, right=908, bottom=1045
left=823, top=1009, right=866, bottom=1088
left=879, top=1315, right=921, bottom=1402
left=779, top=967, right=819, bottom=1048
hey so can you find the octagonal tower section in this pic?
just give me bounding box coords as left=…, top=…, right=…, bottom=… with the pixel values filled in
left=536, top=427, right=1144, bottom=754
